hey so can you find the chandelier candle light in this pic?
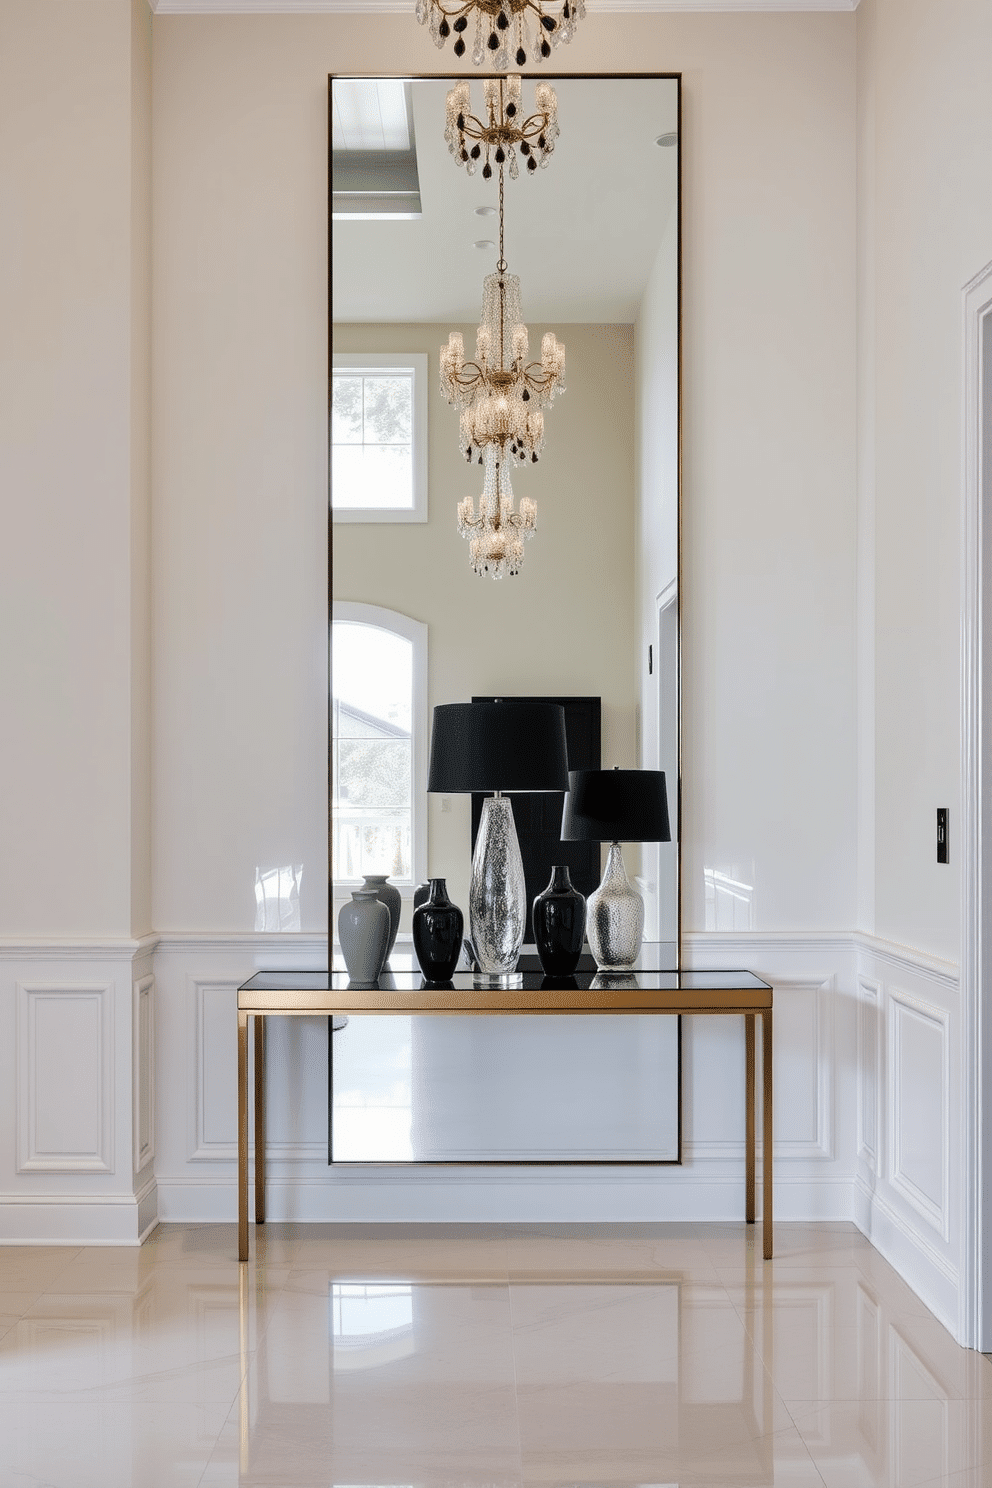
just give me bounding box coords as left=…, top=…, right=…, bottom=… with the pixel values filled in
left=417, top=0, right=584, bottom=68
left=441, top=129, right=565, bottom=578
left=444, top=74, right=559, bottom=178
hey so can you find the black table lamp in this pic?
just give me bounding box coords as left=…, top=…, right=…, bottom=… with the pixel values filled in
left=428, top=701, right=569, bottom=984
left=561, top=767, right=671, bottom=971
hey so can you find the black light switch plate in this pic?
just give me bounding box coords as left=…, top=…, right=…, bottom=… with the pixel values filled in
left=937, top=807, right=949, bottom=864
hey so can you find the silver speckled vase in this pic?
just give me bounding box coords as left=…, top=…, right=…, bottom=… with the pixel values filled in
left=469, top=794, right=526, bottom=982
left=338, top=889, right=390, bottom=985
left=586, top=842, right=645, bottom=972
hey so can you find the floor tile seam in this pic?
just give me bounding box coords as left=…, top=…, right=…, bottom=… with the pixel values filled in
left=505, top=1276, right=529, bottom=1480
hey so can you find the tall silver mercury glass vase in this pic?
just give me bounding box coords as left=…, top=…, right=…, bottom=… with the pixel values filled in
left=586, top=842, right=644, bottom=972
left=470, top=793, right=526, bottom=984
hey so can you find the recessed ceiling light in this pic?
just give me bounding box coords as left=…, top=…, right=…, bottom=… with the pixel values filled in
left=655, top=132, right=678, bottom=149
left=474, top=239, right=496, bottom=250
left=474, top=205, right=497, bottom=217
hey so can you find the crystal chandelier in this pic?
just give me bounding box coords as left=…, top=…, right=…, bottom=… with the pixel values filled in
left=444, top=75, right=559, bottom=179
left=416, top=0, right=584, bottom=68
left=440, top=163, right=565, bottom=579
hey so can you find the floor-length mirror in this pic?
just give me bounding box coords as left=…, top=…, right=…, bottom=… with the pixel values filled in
left=329, top=73, right=682, bottom=1162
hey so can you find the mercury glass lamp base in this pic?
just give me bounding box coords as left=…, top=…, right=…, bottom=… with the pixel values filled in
left=586, top=842, right=645, bottom=972
left=469, top=793, right=527, bottom=978
left=473, top=971, right=524, bottom=989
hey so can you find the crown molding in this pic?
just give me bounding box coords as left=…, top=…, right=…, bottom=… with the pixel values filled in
left=149, top=0, right=859, bottom=14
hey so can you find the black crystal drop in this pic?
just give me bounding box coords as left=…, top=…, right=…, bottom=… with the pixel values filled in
left=454, top=13, right=468, bottom=28
left=563, top=0, right=570, bottom=15
left=497, top=8, right=509, bottom=26
left=454, top=36, right=465, bottom=54
left=541, top=12, right=556, bottom=27
left=522, top=387, right=530, bottom=401
left=538, top=134, right=546, bottom=149
left=531, top=452, right=538, bottom=462
left=470, top=143, right=481, bottom=159
left=460, top=147, right=469, bottom=161
left=516, top=47, right=527, bottom=64
left=527, top=155, right=538, bottom=170
left=439, top=17, right=450, bottom=36
left=482, top=161, right=493, bottom=179
left=540, top=38, right=551, bottom=56
left=520, top=140, right=531, bottom=155
left=494, top=146, right=505, bottom=164
left=488, top=29, right=500, bottom=48
left=478, top=455, right=484, bottom=465
left=456, top=111, right=465, bottom=129
left=506, top=100, right=517, bottom=117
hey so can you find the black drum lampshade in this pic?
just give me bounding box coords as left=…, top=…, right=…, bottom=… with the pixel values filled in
left=561, top=768, right=671, bottom=844
left=427, top=701, right=569, bottom=794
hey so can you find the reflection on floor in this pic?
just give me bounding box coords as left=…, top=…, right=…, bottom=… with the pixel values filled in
left=0, top=1222, right=990, bottom=1486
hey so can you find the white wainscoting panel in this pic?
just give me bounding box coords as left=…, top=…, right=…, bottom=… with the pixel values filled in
left=16, top=982, right=114, bottom=1174
left=0, top=941, right=157, bottom=1244
left=854, top=935, right=961, bottom=1338
left=887, top=988, right=950, bottom=1241
left=771, top=977, right=834, bottom=1160
left=151, top=931, right=860, bottom=1224
left=857, top=975, right=880, bottom=1174
left=190, top=978, right=240, bottom=1161
left=133, top=974, right=155, bottom=1175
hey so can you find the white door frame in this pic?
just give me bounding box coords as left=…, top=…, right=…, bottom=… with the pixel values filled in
left=960, top=259, right=992, bottom=1349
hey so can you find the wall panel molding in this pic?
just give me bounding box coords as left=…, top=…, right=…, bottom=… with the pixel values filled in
left=0, top=935, right=158, bottom=963
left=133, top=975, right=155, bottom=1174
left=772, top=976, right=834, bottom=1161
left=189, top=977, right=240, bottom=1161
left=16, top=982, right=115, bottom=1174
left=853, top=932, right=959, bottom=990
left=857, top=975, right=881, bottom=1174
left=887, top=987, right=950, bottom=1242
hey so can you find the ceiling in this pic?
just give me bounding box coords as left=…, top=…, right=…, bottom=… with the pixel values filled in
left=333, top=75, right=679, bottom=324
left=151, top=1, right=858, bottom=12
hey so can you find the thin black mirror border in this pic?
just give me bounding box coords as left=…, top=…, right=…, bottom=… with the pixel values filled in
left=327, top=70, right=684, bottom=1166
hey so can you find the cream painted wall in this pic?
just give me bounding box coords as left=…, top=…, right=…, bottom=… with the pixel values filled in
left=333, top=322, right=636, bottom=921
left=859, top=0, right=992, bottom=961
left=0, top=0, right=151, bottom=937
left=153, top=8, right=858, bottom=938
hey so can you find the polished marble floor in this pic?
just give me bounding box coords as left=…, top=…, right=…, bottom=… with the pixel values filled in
left=0, top=1221, right=990, bottom=1486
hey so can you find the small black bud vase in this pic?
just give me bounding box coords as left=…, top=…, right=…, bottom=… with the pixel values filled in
left=533, top=864, right=586, bottom=976
left=412, top=878, right=464, bottom=983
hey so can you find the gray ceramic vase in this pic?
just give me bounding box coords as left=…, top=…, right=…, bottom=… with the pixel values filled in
left=362, top=874, right=402, bottom=962
left=338, top=888, right=389, bottom=985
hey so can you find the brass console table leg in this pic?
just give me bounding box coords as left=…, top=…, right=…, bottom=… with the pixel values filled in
left=254, top=1015, right=266, bottom=1225
left=745, top=1014, right=756, bottom=1224
left=238, top=1010, right=249, bottom=1262
left=763, top=1007, right=773, bottom=1259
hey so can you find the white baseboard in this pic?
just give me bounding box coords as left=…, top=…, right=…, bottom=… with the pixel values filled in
left=157, top=1170, right=854, bottom=1225
left=853, top=1174, right=959, bottom=1334
left=0, top=1179, right=159, bottom=1246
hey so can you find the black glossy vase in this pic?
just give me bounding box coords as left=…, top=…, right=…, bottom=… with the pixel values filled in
left=412, top=878, right=464, bottom=983
left=533, top=864, right=586, bottom=976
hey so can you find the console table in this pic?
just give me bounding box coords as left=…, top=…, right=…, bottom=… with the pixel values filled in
left=236, top=965, right=773, bottom=1262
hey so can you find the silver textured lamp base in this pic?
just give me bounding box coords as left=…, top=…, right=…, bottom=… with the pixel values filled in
left=586, top=842, right=645, bottom=972
left=469, top=794, right=526, bottom=979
